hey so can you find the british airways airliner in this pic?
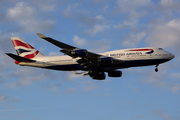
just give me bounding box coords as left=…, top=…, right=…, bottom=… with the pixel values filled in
left=6, top=33, right=175, bottom=80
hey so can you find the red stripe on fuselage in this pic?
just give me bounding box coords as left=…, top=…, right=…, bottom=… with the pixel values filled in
left=12, top=40, right=34, bottom=49
left=129, top=49, right=153, bottom=51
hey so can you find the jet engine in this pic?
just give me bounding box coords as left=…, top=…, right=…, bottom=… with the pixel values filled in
left=98, top=57, right=113, bottom=64
left=88, top=70, right=106, bottom=80
left=71, top=49, right=88, bottom=57
left=108, top=70, right=122, bottom=77
left=92, top=72, right=106, bottom=80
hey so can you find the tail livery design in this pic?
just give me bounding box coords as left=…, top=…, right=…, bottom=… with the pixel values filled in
left=11, top=37, right=44, bottom=64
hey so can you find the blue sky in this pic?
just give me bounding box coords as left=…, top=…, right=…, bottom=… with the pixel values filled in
left=0, top=0, right=180, bottom=120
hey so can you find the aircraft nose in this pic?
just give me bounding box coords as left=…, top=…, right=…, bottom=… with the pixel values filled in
left=171, top=53, right=175, bottom=59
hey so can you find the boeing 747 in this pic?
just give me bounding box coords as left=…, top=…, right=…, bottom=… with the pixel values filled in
left=6, top=33, right=175, bottom=80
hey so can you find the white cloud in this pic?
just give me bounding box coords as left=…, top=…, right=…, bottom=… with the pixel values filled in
left=63, top=3, right=79, bottom=17
left=64, top=88, right=77, bottom=94
left=41, top=82, right=62, bottom=92
left=89, top=39, right=112, bottom=53
left=122, top=32, right=146, bottom=47
left=66, top=72, right=83, bottom=80
left=7, top=2, right=34, bottom=19
left=117, top=0, right=152, bottom=13
left=12, top=97, right=21, bottom=102
left=85, top=24, right=109, bottom=35
left=6, top=2, right=55, bottom=33
left=153, top=109, right=170, bottom=119
left=113, top=10, right=147, bottom=32
left=39, top=3, right=56, bottom=11
left=142, top=69, right=180, bottom=93
left=145, top=19, right=180, bottom=49
left=114, top=20, right=138, bottom=29
left=62, top=3, right=105, bottom=27
left=5, top=83, right=16, bottom=88
left=0, top=95, right=9, bottom=101
left=103, top=5, right=109, bottom=11
left=72, top=35, right=87, bottom=47
left=95, top=15, right=104, bottom=21
left=63, top=5, right=71, bottom=17
left=169, top=72, right=180, bottom=79
left=159, top=0, right=180, bottom=10
left=6, top=67, right=61, bottom=86
left=17, top=75, right=44, bottom=86
left=21, top=19, right=54, bottom=33
left=79, top=81, right=99, bottom=92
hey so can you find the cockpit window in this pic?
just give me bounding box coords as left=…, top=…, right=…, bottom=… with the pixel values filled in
left=159, top=48, right=163, bottom=50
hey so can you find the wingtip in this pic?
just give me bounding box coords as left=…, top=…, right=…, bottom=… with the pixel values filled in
left=5, top=53, right=11, bottom=56
left=36, top=33, right=46, bottom=38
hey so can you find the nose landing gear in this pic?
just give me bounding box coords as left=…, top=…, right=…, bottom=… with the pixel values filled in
left=155, top=64, right=159, bottom=72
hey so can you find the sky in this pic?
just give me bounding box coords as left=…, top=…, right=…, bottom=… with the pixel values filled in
left=0, top=0, right=180, bottom=120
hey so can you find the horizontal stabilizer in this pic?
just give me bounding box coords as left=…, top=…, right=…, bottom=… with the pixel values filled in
left=6, top=53, right=36, bottom=62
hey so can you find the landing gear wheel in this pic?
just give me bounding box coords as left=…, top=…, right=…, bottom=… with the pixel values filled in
left=155, top=64, right=159, bottom=72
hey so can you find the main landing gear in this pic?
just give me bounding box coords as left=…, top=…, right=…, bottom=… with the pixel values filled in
left=155, top=64, right=159, bottom=72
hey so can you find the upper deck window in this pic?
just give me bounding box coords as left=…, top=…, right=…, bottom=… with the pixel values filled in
left=159, top=48, right=163, bottom=50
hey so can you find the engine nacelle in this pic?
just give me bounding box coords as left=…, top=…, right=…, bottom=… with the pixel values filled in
left=88, top=70, right=106, bottom=80
left=99, top=57, right=113, bottom=64
left=71, top=49, right=88, bottom=57
left=92, top=72, right=106, bottom=80
left=108, top=71, right=122, bottom=77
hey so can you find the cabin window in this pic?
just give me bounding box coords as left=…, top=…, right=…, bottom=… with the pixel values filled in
left=159, top=48, right=163, bottom=50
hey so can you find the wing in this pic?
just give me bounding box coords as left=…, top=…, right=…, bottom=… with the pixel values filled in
left=37, top=33, right=124, bottom=69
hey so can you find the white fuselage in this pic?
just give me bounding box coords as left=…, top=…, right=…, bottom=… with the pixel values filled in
left=18, top=47, right=174, bottom=71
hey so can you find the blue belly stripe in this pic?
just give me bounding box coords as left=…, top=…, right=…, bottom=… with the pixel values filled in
left=43, top=59, right=171, bottom=71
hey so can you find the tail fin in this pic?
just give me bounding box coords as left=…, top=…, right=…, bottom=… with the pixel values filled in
left=11, top=37, right=44, bottom=59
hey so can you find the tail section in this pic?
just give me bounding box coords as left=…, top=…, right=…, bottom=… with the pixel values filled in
left=11, top=37, right=44, bottom=59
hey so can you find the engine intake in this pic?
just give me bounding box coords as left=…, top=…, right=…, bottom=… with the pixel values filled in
left=108, top=71, right=122, bottom=77
left=71, top=49, right=88, bottom=57
left=88, top=70, right=106, bottom=80
left=99, top=57, right=113, bottom=64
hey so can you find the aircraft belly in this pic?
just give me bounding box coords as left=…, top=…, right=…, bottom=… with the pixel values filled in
left=19, top=58, right=171, bottom=71
left=43, top=58, right=171, bottom=71
left=43, top=64, right=86, bottom=71
left=101, top=58, right=171, bottom=69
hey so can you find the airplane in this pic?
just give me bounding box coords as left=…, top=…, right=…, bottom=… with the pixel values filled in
left=6, top=33, right=175, bottom=80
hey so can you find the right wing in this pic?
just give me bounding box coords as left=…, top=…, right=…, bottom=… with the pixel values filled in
left=37, top=33, right=124, bottom=69
left=37, top=33, right=77, bottom=51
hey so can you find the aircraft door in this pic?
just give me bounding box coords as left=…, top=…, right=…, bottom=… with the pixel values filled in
left=149, top=54, right=153, bottom=59
left=127, top=55, right=130, bottom=60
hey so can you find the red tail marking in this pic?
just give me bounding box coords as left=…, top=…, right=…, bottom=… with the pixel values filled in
left=15, top=60, right=20, bottom=64
left=15, top=51, right=39, bottom=64
left=23, top=51, right=39, bottom=59
left=12, top=40, right=34, bottom=49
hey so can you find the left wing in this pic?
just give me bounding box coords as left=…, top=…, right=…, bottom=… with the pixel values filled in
left=37, top=33, right=124, bottom=69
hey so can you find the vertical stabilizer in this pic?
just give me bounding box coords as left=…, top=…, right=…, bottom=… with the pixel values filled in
left=11, top=37, right=44, bottom=59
